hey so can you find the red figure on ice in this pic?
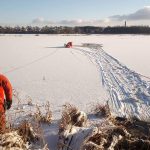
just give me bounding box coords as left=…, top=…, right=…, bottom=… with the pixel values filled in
left=65, top=42, right=72, bottom=48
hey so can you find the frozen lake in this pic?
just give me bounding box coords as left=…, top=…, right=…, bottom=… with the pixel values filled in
left=1, top=34, right=150, bottom=149
left=0, top=34, right=150, bottom=113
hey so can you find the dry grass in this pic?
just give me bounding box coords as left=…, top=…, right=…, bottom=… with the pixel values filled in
left=59, top=103, right=78, bottom=133
left=59, top=103, right=87, bottom=133
left=0, top=94, right=52, bottom=149
left=58, top=103, right=88, bottom=150
left=17, top=121, right=39, bottom=143
left=114, top=138, right=150, bottom=150
left=110, top=116, right=150, bottom=138
left=0, top=131, right=29, bottom=150
left=0, top=114, right=30, bottom=149
left=17, top=121, right=49, bottom=150
left=92, top=103, right=110, bottom=118
left=81, top=126, right=130, bottom=150
left=34, top=101, right=52, bottom=124
left=13, top=89, right=21, bottom=110
left=81, top=115, right=150, bottom=150
left=0, top=120, right=49, bottom=150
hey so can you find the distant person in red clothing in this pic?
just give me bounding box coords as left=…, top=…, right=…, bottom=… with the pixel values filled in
left=0, top=74, right=12, bottom=132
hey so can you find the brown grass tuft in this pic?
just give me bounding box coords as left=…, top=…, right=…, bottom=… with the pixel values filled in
left=0, top=131, right=29, bottom=150
left=59, top=103, right=87, bottom=133
left=81, top=114, right=150, bottom=150
left=92, top=103, right=110, bottom=118
left=34, top=101, right=52, bottom=124
left=110, top=116, right=150, bottom=138
left=59, top=103, right=78, bottom=133
left=58, top=103, right=88, bottom=150
left=17, top=121, right=39, bottom=143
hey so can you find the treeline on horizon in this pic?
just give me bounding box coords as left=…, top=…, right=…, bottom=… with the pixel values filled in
left=0, top=25, right=150, bottom=34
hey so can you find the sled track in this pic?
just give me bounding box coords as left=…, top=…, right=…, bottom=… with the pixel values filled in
left=73, top=43, right=150, bottom=122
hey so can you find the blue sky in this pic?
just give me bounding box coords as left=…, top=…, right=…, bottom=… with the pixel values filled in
left=0, top=0, right=150, bottom=26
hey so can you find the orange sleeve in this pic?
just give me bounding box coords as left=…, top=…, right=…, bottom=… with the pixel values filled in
left=0, top=74, right=12, bottom=102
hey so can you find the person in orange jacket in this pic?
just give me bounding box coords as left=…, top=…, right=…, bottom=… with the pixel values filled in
left=0, top=74, right=12, bottom=132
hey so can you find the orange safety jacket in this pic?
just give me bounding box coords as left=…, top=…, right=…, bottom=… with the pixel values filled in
left=0, top=74, right=12, bottom=109
left=0, top=74, right=12, bottom=131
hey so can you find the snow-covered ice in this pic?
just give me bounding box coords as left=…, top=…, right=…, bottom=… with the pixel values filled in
left=77, top=43, right=150, bottom=121
left=0, top=34, right=150, bottom=149
left=0, top=35, right=107, bottom=116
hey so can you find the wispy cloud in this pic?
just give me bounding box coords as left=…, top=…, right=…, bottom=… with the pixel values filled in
left=110, top=6, right=150, bottom=21
left=32, top=6, right=150, bottom=26
left=59, top=19, right=108, bottom=26
left=32, top=17, right=55, bottom=25
left=32, top=18, right=107, bottom=26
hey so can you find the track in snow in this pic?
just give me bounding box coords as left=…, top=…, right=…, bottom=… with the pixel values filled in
left=73, top=43, right=150, bottom=122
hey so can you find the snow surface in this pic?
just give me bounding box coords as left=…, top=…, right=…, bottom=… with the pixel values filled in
left=0, top=34, right=107, bottom=117
left=0, top=34, right=150, bottom=149
left=77, top=43, right=150, bottom=121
